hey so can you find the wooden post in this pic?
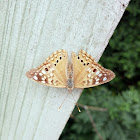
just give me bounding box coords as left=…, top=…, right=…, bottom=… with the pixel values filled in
left=0, top=0, right=130, bottom=139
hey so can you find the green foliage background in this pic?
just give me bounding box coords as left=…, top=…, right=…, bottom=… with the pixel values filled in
left=60, top=1, right=140, bottom=140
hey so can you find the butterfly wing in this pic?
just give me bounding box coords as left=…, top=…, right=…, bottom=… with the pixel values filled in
left=26, top=49, right=68, bottom=88
left=72, top=50, right=115, bottom=88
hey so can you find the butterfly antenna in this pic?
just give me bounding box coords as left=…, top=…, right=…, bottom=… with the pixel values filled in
left=58, top=92, right=69, bottom=111
left=71, top=92, right=81, bottom=112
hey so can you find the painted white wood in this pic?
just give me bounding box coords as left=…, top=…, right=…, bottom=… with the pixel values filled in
left=0, top=0, right=130, bottom=139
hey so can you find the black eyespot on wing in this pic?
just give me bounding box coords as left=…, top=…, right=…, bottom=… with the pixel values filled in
left=54, top=64, right=56, bottom=66
left=56, top=60, right=59, bottom=63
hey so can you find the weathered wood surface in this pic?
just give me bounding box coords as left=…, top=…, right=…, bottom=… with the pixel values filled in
left=0, top=0, right=130, bottom=140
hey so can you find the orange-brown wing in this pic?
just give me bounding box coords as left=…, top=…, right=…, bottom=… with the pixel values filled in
left=26, top=49, right=68, bottom=88
left=72, top=50, right=115, bottom=88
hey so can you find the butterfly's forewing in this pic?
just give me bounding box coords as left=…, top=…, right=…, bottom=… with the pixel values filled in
left=72, top=50, right=115, bottom=88
left=26, top=49, right=68, bottom=88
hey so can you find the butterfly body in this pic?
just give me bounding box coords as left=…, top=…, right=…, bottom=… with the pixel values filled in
left=66, top=63, right=74, bottom=92
left=26, top=50, right=115, bottom=91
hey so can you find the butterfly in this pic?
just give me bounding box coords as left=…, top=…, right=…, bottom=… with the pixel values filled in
left=26, top=49, right=115, bottom=90
left=26, top=49, right=115, bottom=111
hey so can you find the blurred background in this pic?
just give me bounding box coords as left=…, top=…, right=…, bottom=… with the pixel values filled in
left=60, top=1, right=140, bottom=140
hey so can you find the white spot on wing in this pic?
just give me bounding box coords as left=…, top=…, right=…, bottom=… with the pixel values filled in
left=86, top=57, right=89, bottom=60
left=33, top=76, right=38, bottom=80
left=87, top=68, right=91, bottom=72
left=89, top=69, right=92, bottom=72
left=96, top=79, right=99, bottom=81
left=41, top=81, right=46, bottom=84
left=88, top=74, right=91, bottom=78
left=50, top=73, right=53, bottom=77
left=42, top=70, right=46, bottom=74
left=99, top=74, right=102, bottom=77
left=103, top=77, right=107, bottom=81
left=42, top=77, right=45, bottom=80
left=95, top=81, right=99, bottom=84
left=39, top=73, right=43, bottom=76
left=96, top=71, right=100, bottom=75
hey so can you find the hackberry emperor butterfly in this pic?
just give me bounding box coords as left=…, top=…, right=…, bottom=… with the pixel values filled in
left=26, top=49, right=115, bottom=111
left=26, top=49, right=115, bottom=91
